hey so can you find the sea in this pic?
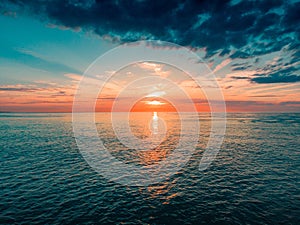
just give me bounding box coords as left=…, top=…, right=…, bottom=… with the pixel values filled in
left=0, top=112, right=299, bottom=224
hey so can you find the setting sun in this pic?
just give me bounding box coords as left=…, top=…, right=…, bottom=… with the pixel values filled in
left=146, top=100, right=166, bottom=106
left=130, top=98, right=176, bottom=112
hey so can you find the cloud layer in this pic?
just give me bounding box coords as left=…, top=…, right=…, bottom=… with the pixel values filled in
left=1, top=0, right=299, bottom=84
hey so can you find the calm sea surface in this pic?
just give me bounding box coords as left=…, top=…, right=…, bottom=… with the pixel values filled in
left=1, top=113, right=299, bottom=224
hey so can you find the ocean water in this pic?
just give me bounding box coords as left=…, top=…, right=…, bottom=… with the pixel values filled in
left=0, top=112, right=299, bottom=224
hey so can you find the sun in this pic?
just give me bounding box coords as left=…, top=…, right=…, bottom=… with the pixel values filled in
left=130, top=97, right=176, bottom=112
left=146, top=100, right=166, bottom=106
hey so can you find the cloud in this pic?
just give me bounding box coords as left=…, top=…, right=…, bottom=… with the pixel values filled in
left=280, top=101, right=300, bottom=105
left=0, top=86, right=39, bottom=92
left=247, top=94, right=277, bottom=98
left=0, top=82, right=76, bottom=97
left=0, top=80, right=77, bottom=112
left=138, top=62, right=171, bottom=77
left=146, top=91, right=166, bottom=97
left=64, top=73, right=82, bottom=81
left=224, top=100, right=300, bottom=112
left=230, top=49, right=300, bottom=84
left=251, top=74, right=300, bottom=83
left=1, top=0, right=299, bottom=84
left=251, top=67, right=300, bottom=83
left=173, top=98, right=300, bottom=112
left=230, top=76, right=249, bottom=80
left=213, top=58, right=232, bottom=73
left=0, top=46, right=82, bottom=75
left=1, top=1, right=298, bottom=56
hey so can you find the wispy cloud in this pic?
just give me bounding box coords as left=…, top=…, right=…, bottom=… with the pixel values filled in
left=0, top=80, right=77, bottom=112
left=0, top=47, right=82, bottom=75
left=213, top=58, right=231, bottom=73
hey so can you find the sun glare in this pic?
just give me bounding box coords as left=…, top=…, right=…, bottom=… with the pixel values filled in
left=146, top=100, right=166, bottom=106
left=130, top=97, right=176, bottom=112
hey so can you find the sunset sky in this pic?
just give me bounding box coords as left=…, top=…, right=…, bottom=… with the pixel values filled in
left=0, top=0, right=299, bottom=112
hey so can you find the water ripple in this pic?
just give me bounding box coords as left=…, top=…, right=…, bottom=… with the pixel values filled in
left=0, top=113, right=299, bottom=224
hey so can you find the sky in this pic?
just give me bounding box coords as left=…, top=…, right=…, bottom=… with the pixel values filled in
left=0, top=0, right=299, bottom=112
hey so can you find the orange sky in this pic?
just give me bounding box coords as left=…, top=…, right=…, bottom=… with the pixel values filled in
left=1, top=62, right=299, bottom=113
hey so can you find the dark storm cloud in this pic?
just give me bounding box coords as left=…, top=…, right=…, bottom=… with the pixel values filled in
left=1, top=0, right=299, bottom=83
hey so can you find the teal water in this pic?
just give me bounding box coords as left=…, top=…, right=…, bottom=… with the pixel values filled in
left=0, top=113, right=299, bottom=224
